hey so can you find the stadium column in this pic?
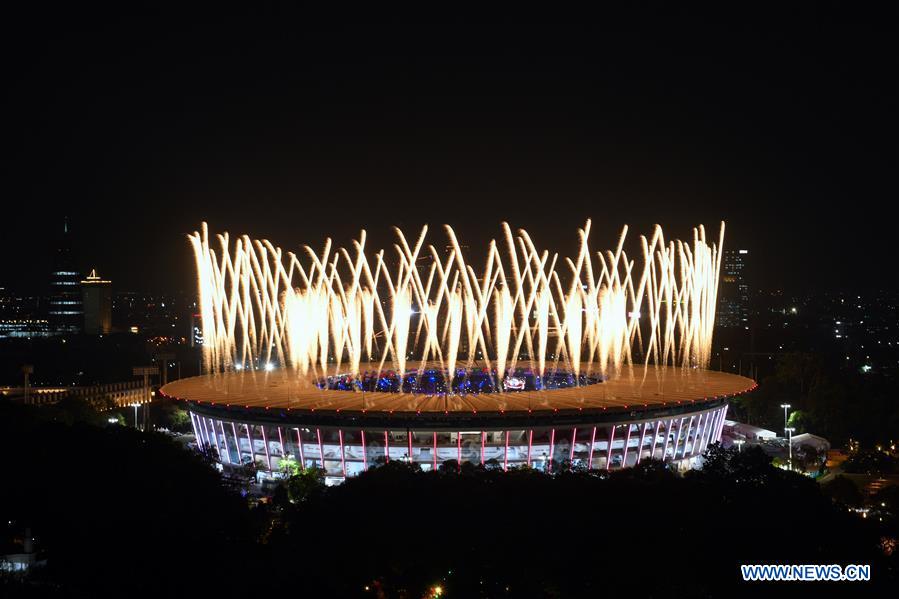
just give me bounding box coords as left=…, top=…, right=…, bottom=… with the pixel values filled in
left=719, top=405, right=730, bottom=440
left=671, top=418, right=685, bottom=461
left=245, top=423, right=256, bottom=466
left=361, top=430, right=367, bottom=471
left=704, top=411, right=715, bottom=451
left=200, top=417, right=211, bottom=449
left=547, top=429, right=555, bottom=471
left=277, top=427, right=286, bottom=466
left=338, top=430, right=347, bottom=477
left=587, top=426, right=597, bottom=470
left=316, top=428, right=325, bottom=471
left=679, top=416, right=695, bottom=459
left=294, top=428, right=306, bottom=468
left=605, top=425, right=615, bottom=470
left=695, top=412, right=709, bottom=454
left=569, top=427, right=577, bottom=468
left=503, top=430, right=509, bottom=472
left=189, top=413, right=204, bottom=450
left=231, top=423, right=241, bottom=462
left=527, top=430, right=533, bottom=467
left=207, top=418, right=220, bottom=460
left=622, top=424, right=633, bottom=467
left=260, top=426, right=272, bottom=471
left=689, top=414, right=703, bottom=457
left=636, top=422, right=649, bottom=464
left=219, top=421, right=231, bottom=465
left=662, top=419, right=674, bottom=460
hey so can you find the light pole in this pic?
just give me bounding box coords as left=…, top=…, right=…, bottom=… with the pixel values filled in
left=133, top=366, right=159, bottom=432
left=785, top=427, right=795, bottom=470
left=780, top=403, right=791, bottom=433
left=734, top=439, right=745, bottom=452
left=131, top=403, right=140, bottom=429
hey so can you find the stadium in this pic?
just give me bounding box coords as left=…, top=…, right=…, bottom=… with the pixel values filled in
left=160, top=220, right=756, bottom=481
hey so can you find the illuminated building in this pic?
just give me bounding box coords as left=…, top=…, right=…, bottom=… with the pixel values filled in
left=717, top=249, right=750, bottom=329
left=48, top=218, right=83, bottom=334
left=161, top=364, right=754, bottom=482
left=81, top=269, right=112, bottom=335
left=161, top=219, right=757, bottom=480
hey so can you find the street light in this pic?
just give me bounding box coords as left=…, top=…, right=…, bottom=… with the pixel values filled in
left=785, top=427, right=796, bottom=470
left=734, top=439, right=745, bottom=452
left=130, top=403, right=140, bottom=429
left=780, top=403, right=791, bottom=432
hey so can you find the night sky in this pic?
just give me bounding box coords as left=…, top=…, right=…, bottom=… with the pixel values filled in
left=3, top=6, right=895, bottom=294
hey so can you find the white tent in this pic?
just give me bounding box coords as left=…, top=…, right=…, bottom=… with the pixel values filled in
left=722, top=420, right=778, bottom=441
left=790, top=433, right=830, bottom=452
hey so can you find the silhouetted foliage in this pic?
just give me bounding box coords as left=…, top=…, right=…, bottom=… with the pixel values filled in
left=3, top=400, right=894, bottom=597
left=823, top=475, right=864, bottom=508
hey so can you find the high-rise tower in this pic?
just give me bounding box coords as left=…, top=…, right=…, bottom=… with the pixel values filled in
left=716, top=249, right=750, bottom=329
left=48, top=217, right=83, bottom=333
left=81, top=268, right=112, bottom=334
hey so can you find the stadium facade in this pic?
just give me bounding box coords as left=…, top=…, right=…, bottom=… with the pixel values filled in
left=160, top=365, right=755, bottom=481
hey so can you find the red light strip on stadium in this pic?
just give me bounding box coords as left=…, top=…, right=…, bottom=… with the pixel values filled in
left=587, top=426, right=597, bottom=470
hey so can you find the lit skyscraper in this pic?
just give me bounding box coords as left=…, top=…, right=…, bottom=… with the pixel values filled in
left=48, top=217, right=83, bottom=333
left=81, top=268, right=112, bottom=335
left=716, top=249, right=749, bottom=329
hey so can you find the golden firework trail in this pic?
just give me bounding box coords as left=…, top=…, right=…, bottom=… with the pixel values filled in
left=189, top=221, right=725, bottom=390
